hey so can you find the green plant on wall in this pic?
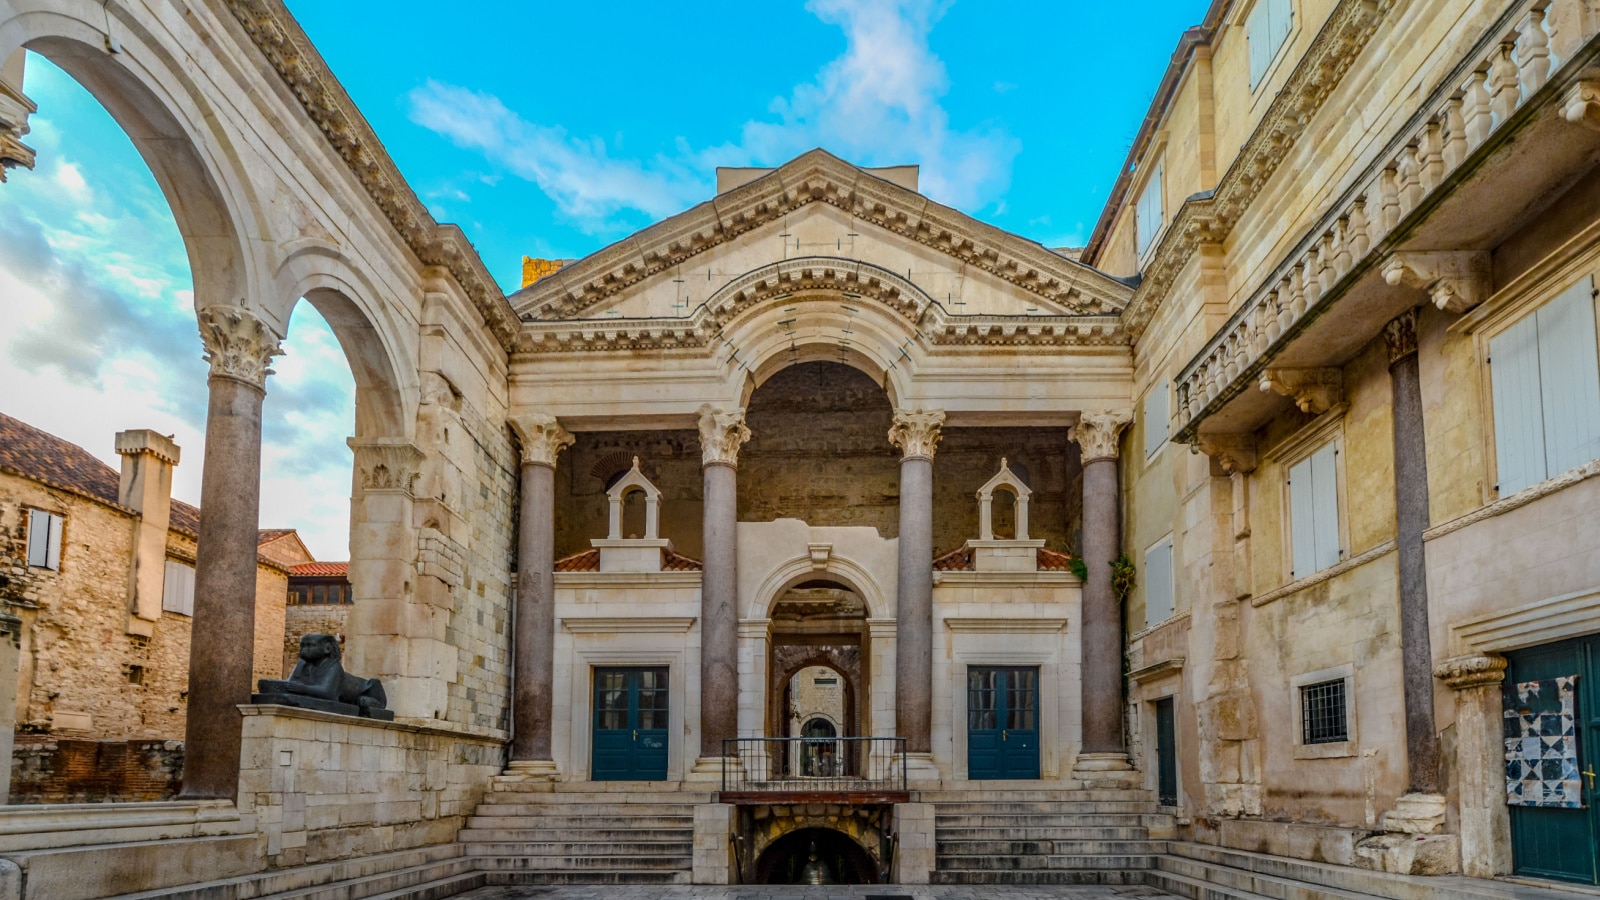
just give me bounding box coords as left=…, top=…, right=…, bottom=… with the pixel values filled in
left=1067, top=557, right=1088, bottom=582
left=1110, top=553, right=1136, bottom=603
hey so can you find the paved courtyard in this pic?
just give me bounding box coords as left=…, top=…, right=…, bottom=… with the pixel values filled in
left=454, top=886, right=1180, bottom=899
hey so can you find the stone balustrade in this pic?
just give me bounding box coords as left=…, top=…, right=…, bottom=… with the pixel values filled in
left=1173, top=0, right=1594, bottom=440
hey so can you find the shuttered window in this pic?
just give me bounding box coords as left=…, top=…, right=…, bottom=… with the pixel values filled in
left=1145, top=381, right=1171, bottom=458
left=1288, top=441, right=1341, bottom=579
left=1144, top=536, right=1175, bottom=627
left=162, top=560, right=196, bottom=616
left=1490, top=277, right=1600, bottom=496
left=1248, top=0, right=1294, bottom=90
left=25, top=510, right=63, bottom=570
left=1136, top=163, right=1164, bottom=258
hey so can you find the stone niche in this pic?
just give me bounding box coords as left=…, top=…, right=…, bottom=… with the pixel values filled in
left=590, top=457, right=673, bottom=573
left=965, top=459, right=1045, bottom=572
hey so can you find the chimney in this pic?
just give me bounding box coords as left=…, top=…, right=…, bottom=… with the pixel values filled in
left=115, top=430, right=180, bottom=636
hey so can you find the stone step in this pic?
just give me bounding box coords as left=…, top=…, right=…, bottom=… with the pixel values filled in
left=936, top=839, right=1165, bottom=856
left=935, top=826, right=1152, bottom=841
left=488, top=787, right=716, bottom=803
left=473, top=854, right=692, bottom=872
left=935, top=853, right=1157, bottom=870
left=462, top=840, right=692, bottom=857
left=1155, top=854, right=1387, bottom=900
left=935, top=813, right=1154, bottom=827
left=469, top=802, right=698, bottom=816
left=483, top=870, right=693, bottom=886
left=920, top=788, right=1158, bottom=802
left=356, top=873, right=489, bottom=900
left=458, top=827, right=693, bottom=843
left=1145, top=868, right=1288, bottom=900
left=267, top=864, right=482, bottom=900
left=929, top=869, right=1148, bottom=885
left=932, top=799, right=1158, bottom=813
left=464, top=813, right=694, bottom=829
left=108, top=846, right=468, bottom=900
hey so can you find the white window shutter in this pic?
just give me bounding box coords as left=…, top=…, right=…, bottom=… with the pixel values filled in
left=1145, top=382, right=1170, bottom=458
left=1491, top=311, right=1547, bottom=494
left=46, top=513, right=62, bottom=570
left=1288, top=455, right=1318, bottom=578
left=163, top=560, right=196, bottom=616
left=1137, top=164, right=1164, bottom=256
left=1248, top=0, right=1272, bottom=87
left=1270, top=0, right=1293, bottom=56
left=1534, top=277, right=1600, bottom=478
left=26, top=510, right=49, bottom=568
left=1145, top=538, right=1175, bottom=626
left=1309, top=443, right=1341, bottom=570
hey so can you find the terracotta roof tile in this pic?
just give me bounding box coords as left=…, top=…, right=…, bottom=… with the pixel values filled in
left=553, top=548, right=703, bottom=572
left=1036, top=547, right=1076, bottom=572
left=932, top=545, right=1079, bottom=573
left=291, top=561, right=349, bottom=577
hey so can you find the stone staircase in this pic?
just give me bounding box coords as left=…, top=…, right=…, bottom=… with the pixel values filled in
left=927, top=786, right=1173, bottom=884
left=456, top=780, right=707, bottom=885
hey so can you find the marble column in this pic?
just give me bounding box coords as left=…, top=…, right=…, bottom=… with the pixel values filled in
left=180, top=306, right=282, bottom=800
left=507, top=414, right=575, bottom=777
left=695, top=405, right=750, bottom=768
left=1435, top=654, right=1511, bottom=877
left=1381, top=309, right=1448, bottom=831
left=1069, top=410, right=1133, bottom=781
left=889, top=410, right=943, bottom=762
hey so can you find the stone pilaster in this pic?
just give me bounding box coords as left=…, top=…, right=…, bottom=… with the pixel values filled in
left=694, top=406, right=749, bottom=773
left=506, top=414, right=574, bottom=777
left=1436, top=654, right=1511, bottom=877
left=1069, top=410, right=1135, bottom=784
left=181, top=306, right=282, bottom=800
left=888, top=409, right=943, bottom=763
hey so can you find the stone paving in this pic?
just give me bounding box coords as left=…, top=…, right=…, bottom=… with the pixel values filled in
left=454, top=885, right=1180, bottom=900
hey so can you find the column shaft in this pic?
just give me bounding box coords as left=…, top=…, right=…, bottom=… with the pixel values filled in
left=700, top=462, right=739, bottom=756
left=1391, top=348, right=1440, bottom=794
left=512, top=461, right=556, bottom=761
left=1080, top=455, right=1124, bottom=754
left=180, top=375, right=265, bottom=799
left=895, top=456, right=934, bottom=753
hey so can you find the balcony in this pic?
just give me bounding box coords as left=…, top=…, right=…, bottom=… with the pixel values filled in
left=720, top=737, right=909, bottom=803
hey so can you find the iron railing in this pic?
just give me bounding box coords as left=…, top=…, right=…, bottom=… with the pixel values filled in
left=721, top=736, right=907, bottom=793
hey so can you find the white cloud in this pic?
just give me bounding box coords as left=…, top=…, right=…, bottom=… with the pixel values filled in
left=407, top=0, right=1018, bottom=232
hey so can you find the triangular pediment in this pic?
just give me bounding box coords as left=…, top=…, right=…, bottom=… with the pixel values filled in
left=510, top=149, right=1134, bottom=323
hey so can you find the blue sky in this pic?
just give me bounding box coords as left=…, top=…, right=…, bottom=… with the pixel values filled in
left=0, top=0, right=1207, bottom=558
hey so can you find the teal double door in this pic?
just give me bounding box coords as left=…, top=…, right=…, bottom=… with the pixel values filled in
left=967, top=666, right=1040, bottom=780
left=1506, top=635, right=1599, bottom=884
left=592, top=667, right=669, bottom=781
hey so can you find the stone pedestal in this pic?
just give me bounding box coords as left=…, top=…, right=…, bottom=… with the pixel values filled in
left=1436, top=653, right=1512, bottom=877
left=893, top=802, right=935, bottom=884
left=692, top=803, right=734, bottom=884
left=1072, top=750, right=1140, bottom=788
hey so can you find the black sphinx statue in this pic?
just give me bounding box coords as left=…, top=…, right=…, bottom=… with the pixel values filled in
left=253, top=633, right=394, bottom=720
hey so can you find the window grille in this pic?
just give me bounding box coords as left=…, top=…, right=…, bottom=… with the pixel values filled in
left=1300, top=678, right=1348, bottom=744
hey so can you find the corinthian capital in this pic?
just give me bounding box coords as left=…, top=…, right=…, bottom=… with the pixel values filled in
left=197, top=306, right=284, bottom=389
left=1069, top=410, right=1133, bottom=462
left=889, top=408, right=946, bottom=460
left=698, top=404, right=751, bottom=468
left=509, top=413, right=576, bottom=467
left=347, top=438, right=424, bottom=497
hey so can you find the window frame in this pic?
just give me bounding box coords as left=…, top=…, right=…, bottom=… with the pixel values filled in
left=1290, top=664, right=1356, bottom=759
left=162, top=558, right=196, bottom=616
left=1135, top=158, right=1166, bottom=260
left=1143, top=533, right=1176, bottom=628
left=1245, top=0, right=1296, bottom=92
left=1275, top=420, right=1348, bottom=583
left=25, top=508, right=64, bottom=571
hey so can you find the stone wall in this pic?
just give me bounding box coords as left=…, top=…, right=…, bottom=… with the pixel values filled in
left=238, top=705, right=503, bottom=867
left=283, top=604, right=351, bottom=675
left=10, top=736, right=182, bottom=803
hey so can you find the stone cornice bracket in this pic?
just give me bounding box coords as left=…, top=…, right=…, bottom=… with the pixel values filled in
left=1433, top=653, right=1507, bottom=690
left=197, top=306, right=284, bottom=390
left=1259, top=367, right=1343, bottom=414
left=1562, top=80, right=1600, bottom=131
left=1069, top=409, right=1133, bottom=462
left=1381, top=251, right=1491, bottom=314
left=1196, top=433, right=1259, bottom=475
left=1383, top=308, right=1420, bottom=363
left=508, top=413, right=576, bottom=468
left=888, top=408, right=946, bottom=461
left=698, top=404, right=751, bottom=468
left=347, top=437, right=424, bottom=497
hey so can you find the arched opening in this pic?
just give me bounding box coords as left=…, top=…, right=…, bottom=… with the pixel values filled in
left=620, top=486, right=647, bottom=539
left=754, top=827, right=881, bottom=885
left=991, top=485, right=1019, bottom=539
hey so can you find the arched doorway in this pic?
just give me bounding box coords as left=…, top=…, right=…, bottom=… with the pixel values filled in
left=753, top=827, right=882, bottom=885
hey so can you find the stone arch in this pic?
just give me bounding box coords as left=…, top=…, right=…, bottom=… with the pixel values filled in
left=3, top=8, right=264, bottom=317
left=749, top=559, right=890, bottom=622
left=771, top=653, right=859, bottom=743
left=748, top=820, right=887, bottom=884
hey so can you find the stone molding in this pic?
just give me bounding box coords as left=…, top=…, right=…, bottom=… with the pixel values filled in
left=1117, top=0, right=1392, bottom=338
left=1069, top=409, right=1133, bottom=462
left=1433, top=654, right=1507, bottom=690
left=1128, top=657, right=1186, bottom=684
left=221, top=0, right=519, bottom=351
left=197, top=306, right=284, bottom=389
left=561, top=617, right=697, bottom=634
left=1452, top=585, right=1600, bottom=654
left=697, top=405, right=751, bottom=468
left=0, top=77, right=37, bottom=182
left=513, top=256, right=1128, bottom=355
left=507, top=413, right=575, bottom=468
left=512, top=150, right=1132, bottom=322
left=889, top=408, right=946, bottom=460
left=347, top=437, right=424, bottom=496
left=1252, top=539, right=1396, bottom=607
left=1425, top=455, right=1600, bottom=541
left=1196, top=433, right=1258, bottom=475
left=943, top=617, right=1066, bottom=633
left=1382, top=308, right=1420, bottom=362
left=1382, top=252, right=1491, bottom=314
left=1259, top=367, right=1343, bottom=414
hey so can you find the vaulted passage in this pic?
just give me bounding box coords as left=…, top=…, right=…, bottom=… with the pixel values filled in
left=753, top=826, right=881, bottom=884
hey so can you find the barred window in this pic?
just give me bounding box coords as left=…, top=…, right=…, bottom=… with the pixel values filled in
left=1300, top=678, right=1349, bottom=745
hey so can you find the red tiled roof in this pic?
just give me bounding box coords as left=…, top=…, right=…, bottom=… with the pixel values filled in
left=931, top=545, right=1079, bottom=573
left=259, top=528, right=297, bottom=544
left=553, top=548, right=703, bottom=572
left=291, top=561, right=349, bottom=577
left=1036, top=547, right=1076, bottom=572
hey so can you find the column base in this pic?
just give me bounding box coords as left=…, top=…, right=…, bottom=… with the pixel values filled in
left=1072, top=751, right=1139, bottom=788
left=904, top=751, right=941, bottom=787
left=1379, top=791, right=1448, bottom=834
left=686, top=756, right=742, bottom=784
left=1356, top=832, right=1460, bottom=875
left=502, top=759, right=561, bottom=781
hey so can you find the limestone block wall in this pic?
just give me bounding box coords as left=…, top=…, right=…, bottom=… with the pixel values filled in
left=10, top=736, right=182, bottom=803
left=237, top=706, right=503, bottom=868
left=283, top=604, right=351, bottom=675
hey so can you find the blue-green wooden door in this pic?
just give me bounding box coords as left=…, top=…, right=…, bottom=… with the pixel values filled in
left=1506, top=637, right=1598, bottom=884
left=967, top=666, right=1040, bottom=780
left=591, top=667, right=669, bottom=781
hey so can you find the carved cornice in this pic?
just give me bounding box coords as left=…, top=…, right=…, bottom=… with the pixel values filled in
left=1382, top=252, right=1491, bottom=314
left=197, top=306, right=284, bottom=389
left=347, top=438, right=424, bottom=496
left=1120, top=0, right=1391, bottom=338
left=0, top=79, right=37, bottom=182
left=1259, top=367, right=1343, bottom=414
left=1383, top=308, right=1419, bottom=363
left=1069, top=409, right=1133, bottom=462
left=1196, top=433, right=1258, bottom=475
left=511, top=150, right=1134, bottom=322
left=222, top=0, right=518, bottom=352
left=698, top=405, right=751, bottom=468
left=1433, top=653, right=1507, bottom=690
left=889, top=409, right=946, bottom=461
left=508, top=413, right=575, bottom=468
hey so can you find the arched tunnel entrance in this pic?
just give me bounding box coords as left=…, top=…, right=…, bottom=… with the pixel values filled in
left=754, top=827, right=881, bottom=884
